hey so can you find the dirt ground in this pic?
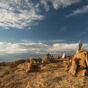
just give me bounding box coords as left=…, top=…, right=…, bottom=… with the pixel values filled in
left=0, top=58, right=88, bottom=88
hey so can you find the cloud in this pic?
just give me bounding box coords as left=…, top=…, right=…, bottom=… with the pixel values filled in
left=66, top=5, right=88, bottom=18
left=49, top=43, right=78, bottom=52
left=49, top=43, right=88, bottom=54
left=0, top=41, right=88, bottom=56
left=0, top=0, right=44, bottom=29
left=39, top=0, right=50, bottom=11
left=22, top=40, right=66, bottom=43
left=47, top=40, right=66, bottom=43
left=0, top=41, right=49, bottom=55
left=0, top=0, right=83, bottom=29
left=50, top=0, right=82, bottom=10
left=39, top=0, right=82, bottom=10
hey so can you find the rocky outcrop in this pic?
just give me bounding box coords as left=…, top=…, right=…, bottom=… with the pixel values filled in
left=26, top=63, right=40, bottom=73
left=66, top=49, right=88, bottom=76
left=26, top=58, right=41, bottom=73
left=65, top=41, right=88, bottom=77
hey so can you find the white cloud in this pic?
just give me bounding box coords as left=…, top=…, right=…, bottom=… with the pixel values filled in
left=0, top=41, right=49, bottom=55
left=39, top=0, right=82, bottom=10
left=49, top=43, right=78, bottom=52
left=39, top=0, right=50, bottom=11
left=21, top=40, right=66, bottom=43
left=50, top=0, right=82, bottom=10
left=0, top=0, right=44, bottom=29
left=0, top=0, right=83, bottom=29
left=66, top=5, right=88, bottom=18
left=48, top=43, right=88, bottom=54
left=0, top=41, right=88, bottom=56
left=48, top=40, right=66, bottom=42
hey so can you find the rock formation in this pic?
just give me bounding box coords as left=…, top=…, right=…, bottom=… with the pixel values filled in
left=42, top=54, right=54, bottom=64
left=26, top=58, right=41, bottom=73
left=78, top=40, right=82, bottom=50
left=26, top=62, right=40, bottom=73
left=65, top=41, right=88, bottom=77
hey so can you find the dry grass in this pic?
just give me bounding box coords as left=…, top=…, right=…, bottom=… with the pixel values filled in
left=1, top=56, right=88, bottom=88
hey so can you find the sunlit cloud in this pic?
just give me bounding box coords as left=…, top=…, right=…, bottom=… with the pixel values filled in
left=0, top=0, right=44, bottom=29
left=0, top=0, right=83, bottom=29
left=0, top=41, right=88, bottom=56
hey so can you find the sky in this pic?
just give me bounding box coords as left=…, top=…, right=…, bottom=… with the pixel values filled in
left=0, top=0, right=88, bottom=61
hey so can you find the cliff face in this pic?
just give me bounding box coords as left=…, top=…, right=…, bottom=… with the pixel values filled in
left=0, top=57, right=88, bottom=88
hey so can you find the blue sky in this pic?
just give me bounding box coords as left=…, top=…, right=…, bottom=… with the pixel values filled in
left=0, top=0, right=88, bottom=61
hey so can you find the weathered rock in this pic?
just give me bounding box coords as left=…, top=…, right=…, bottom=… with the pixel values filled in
left=30, top=57, right=42, bottom=64
left=76, top=69, right=86, bottom=77
left=69, top=59, right=77, bottom=76
left=17, top=62, right=28, bottom=70
left=30, top=58, right=36, bottom=64
left=26, top=63, right=40, bottom=73
left=65, top=60, right=72, bottom=72
left=42, top=58, right=51, bottom=64
left=42, top=54, right=53, bottom=64
left=73, top=49, right=88, bottom=69
left=66, top=40, right=88, bottom=77
left=67, top=49, right=88, bottom=77
left=78, top=40, right=82, bottom=51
